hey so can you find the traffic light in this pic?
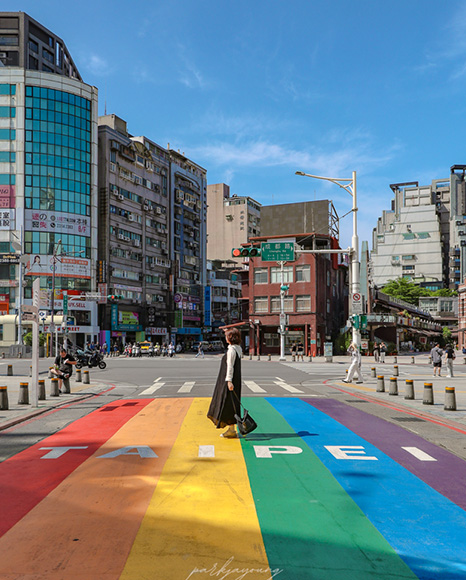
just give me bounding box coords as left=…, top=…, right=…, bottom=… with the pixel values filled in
left=231, top=246, right=261, bottom=258
left=107, top=294, right=124, bottom=301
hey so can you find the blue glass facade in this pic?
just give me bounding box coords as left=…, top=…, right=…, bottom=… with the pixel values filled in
left=23, top=86, right=92, bottom=258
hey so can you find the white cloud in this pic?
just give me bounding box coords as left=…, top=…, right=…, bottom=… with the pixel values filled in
left=83, top=54, right=113, bottom=77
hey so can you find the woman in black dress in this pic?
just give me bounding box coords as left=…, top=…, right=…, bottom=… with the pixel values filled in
left=207, top=327, right=242, bottom=438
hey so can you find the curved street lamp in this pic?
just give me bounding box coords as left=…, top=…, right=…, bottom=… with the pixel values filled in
left=295, top=170, right=361, bottom=346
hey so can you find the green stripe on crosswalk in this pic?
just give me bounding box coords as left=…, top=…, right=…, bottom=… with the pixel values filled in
left=240, top=398, right=418, bottom=580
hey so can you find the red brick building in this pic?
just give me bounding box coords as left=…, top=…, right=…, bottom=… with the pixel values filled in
left=236, top=233, right=347, bottom=356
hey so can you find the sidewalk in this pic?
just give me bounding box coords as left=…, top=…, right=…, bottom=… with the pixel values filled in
left=0, top=371, right=111, bottom=432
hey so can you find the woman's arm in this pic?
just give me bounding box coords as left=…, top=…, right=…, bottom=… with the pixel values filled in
left=225, top=346, right=237, bottom=390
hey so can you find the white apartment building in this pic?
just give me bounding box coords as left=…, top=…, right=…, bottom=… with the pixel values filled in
left=371, top=180, right=450, bottom=289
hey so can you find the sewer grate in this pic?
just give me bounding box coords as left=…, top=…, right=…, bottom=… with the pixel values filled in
left=345, top=399, right=369, bottom=403
left=392, top=417, right=425, bottom=423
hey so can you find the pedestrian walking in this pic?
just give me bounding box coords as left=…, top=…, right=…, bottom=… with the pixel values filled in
left=195, top=342, right=205, bottom=358
left=343, top=342, right=364, bottom=384
left=430, top=343, right=443, bottom=377
left=380, top=342, right=387, bottom=363
left=373, top=343, right=380, bottom=363
left=297, top=340, right=304, bottom=361
left=444, top=343, right=455, bottom=378
left=207, top=327, right=243, bottom=438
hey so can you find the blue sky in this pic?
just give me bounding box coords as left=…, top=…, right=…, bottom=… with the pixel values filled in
left=7, top=0, right=466, bottom=248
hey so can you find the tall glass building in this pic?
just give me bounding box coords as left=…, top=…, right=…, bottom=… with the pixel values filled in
left=0, top=12, right=98, bottom=350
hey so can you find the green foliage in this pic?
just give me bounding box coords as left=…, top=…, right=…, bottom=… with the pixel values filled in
left=442, top=326, right=453, bottom=342
left=334, top=331, right=351, bottom=354
left=381, top=278, right=450, bottom=306
left=23, top=331, right=47, bottom=347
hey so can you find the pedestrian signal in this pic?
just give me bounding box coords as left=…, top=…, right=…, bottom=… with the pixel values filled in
left=231, top=247, right=261, bottom=258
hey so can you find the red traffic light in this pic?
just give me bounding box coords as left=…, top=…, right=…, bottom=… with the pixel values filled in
left=232, top=248, right=243, bottom=257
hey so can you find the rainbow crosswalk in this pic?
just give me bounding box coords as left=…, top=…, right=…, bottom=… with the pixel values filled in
left=1, top=396, right=466, bottom=579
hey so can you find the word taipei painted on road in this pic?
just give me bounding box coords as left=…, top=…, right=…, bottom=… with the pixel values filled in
left=1, top=398, right=466, bottom=580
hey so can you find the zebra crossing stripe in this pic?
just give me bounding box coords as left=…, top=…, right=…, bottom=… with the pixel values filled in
left=140, top=383, right=165, bottom=396
left=273, top=380, right=303, bottom=394
left=178, top=382, right=195, bottom=393
left=244, top=380, right=267, bottom=393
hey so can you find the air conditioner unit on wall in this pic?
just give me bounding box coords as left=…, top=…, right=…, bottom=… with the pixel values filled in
left=128, top=214, right=135, bottom=221
left=133, top=239, right=141, bottom=247
left=118, top=234, right=125, bottom=240
left=118, top=194, right=124, bottom=201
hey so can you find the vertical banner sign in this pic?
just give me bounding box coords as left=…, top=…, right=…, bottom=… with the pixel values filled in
left=111, top=304, right=118, bottom=330
left=204, top=286, right=211, bottom=327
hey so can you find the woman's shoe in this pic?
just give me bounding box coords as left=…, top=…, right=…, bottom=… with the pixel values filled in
left=220, top=429, right=237, bottom=438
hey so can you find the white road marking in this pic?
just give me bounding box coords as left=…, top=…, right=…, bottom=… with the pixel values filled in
left=199, top=445, right=215, bottom=458
left=178, top=381, right=195, bottom=393
left=273, top=380, right=303, bottom=393
left=139, top=383, right=165, bottom=395
left=402, top=447, right=437, bottom=462
left=244, top=380, right=266, bottom=393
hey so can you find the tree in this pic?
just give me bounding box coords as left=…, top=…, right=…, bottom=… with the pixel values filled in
left=442, top=326, right=453, bottom=343
left=381, top=278, right=430, bottom=306
left=23, top=331, right=47, bottom=347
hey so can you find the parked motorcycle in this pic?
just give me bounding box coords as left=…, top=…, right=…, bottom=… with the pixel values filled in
left=75, top=349, right=107, bottom=370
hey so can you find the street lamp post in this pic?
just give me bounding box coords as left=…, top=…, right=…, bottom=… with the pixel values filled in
left=295, top=170, right=361, bottom=346
left=50, top=239, right=62, bottom=358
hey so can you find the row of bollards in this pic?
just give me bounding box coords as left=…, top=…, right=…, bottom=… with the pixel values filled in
left=374, top=375, right=456, bottom=411
left=0, top=369, right=91, bottom=408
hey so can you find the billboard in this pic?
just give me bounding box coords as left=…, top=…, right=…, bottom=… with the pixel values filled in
left=24, top=255, right=91, bottom=279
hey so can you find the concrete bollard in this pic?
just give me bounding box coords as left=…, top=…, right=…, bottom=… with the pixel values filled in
left=75, top=369, right=82, bottom=383
left=0, top=386, right=8, bottom=410
left=371, top=367, right=376, bottom=378
left=376, top=375, right=385, bottom=392
left=423, top=383, right=434, bottom=405
left=464, top=357, right=466, bottom=365
left=1, top=352, right=4, bottom=358
left=50, top=378, right=60, bottom=397
left=62, top=377, right=71, bottom=394
left=444, top=387, right=457, bottom=411
left=17, top=352, right=22, bottom=359
left=308, top=355, right=312, bottom=362
left=18, top=382, right=29, bottom=405
left=405, top=379, right=415, bottom=400
left=249, top=354, right=252, bottom=360
left=48, top=367, right=53, bottom=378
left=257, top=355, right=260, bottom=361
left=7, top=364, right=13, bottom=376
left=292, top=355, right=296, bottom=362
left=389, top=377, right=398, bottom=396
left=428, top=356, right=432, bottom=365
left=393, top=356, right=397, bottom=364
left=268, top=354, right=271, bottom=361
left=29, top=365, right=32, bottom=377
left=83, top=370, right=90, bottom=385
left=393, top=365, right=399, bottom=377
left=411, top=356, right=415, bottom=364
left=38, top=379, right=46, bottom=401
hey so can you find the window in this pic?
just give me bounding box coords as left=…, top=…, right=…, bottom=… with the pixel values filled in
left=402, top=233, right=416, bottom=240
left=417, top=232, right=431, bottom=239
left=295, top=265, right=310, bottom=282
left=402, top=255, right=415, bottom=261
left=271, top=266, right=293, bottom=284
left=264, top=333, right=279, bottom=348
left=283, top=296, right=293, bottom=312
left=0, top=107, right=15, bottom=118
left=254, top=267, right=268, bottom=284
left=271, top=296, right=281, bottom=313
left=0, top=129, right=15, bottom=140
left=296, top=295, right=311, bottom=312
left=254, top=297, right=268, bottom=313
left=0, top=84, right=15, bottom=95
left=0, top=324, right=3, bottom=341
left=0, top=36, right=18, bottom=46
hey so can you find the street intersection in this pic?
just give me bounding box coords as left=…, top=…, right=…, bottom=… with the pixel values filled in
left=0, top=353, right=466, bottom=579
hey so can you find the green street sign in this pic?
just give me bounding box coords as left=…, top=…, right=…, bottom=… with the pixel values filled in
left=63, top=293, right=68, bottom=315
left=260, top=241, right=295, bottom=262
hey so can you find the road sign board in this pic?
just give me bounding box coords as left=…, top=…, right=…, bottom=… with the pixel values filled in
left=22, top=312, right=38, bottom=322
left=21, top=304, right=38, bottom=315
left=260, top=241, right=295, bottom=262
left=352, top=292, right=363, bottom=314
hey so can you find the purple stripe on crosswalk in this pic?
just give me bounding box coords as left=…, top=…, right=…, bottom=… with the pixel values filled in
left=304, top=398, right=466, bottom=511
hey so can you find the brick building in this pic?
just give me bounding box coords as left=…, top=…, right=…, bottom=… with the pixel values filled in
left=237, top=233, right=347, bottom=356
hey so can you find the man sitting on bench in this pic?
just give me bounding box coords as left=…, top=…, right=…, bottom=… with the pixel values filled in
left=51, top=348, right=76, bottom=393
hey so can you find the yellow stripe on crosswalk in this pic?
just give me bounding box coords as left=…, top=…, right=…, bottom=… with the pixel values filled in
left=120, top=397, right=271, bottom=580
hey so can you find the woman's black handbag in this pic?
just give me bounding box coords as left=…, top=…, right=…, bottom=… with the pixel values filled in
left=231, top=391, right=258, bottom=435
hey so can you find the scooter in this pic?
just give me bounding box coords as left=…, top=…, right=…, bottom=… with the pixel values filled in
left=75, top=349, right=107, bottom=370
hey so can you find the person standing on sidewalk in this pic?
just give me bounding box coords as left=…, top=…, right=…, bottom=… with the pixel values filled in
left=380, top=342, right=387, bottom=363
left=297, top=340, right=304, bottom=361
left=343, top=342, right=364, bottom=384
left=373, top=343, right=380, bottom=363
left=444, top=344, right=455, bottom=378
left=431, top=343, right=443, bottom=377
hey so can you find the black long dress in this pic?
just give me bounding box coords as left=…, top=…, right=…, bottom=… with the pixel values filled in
left=207, top=347, right=242, bottom=429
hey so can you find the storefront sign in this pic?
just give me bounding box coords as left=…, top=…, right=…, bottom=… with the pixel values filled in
left=0, top=279, right=18, bottom=286
left=0, top=253, right=20, bottom=264
left=24, top=255, right=91, bottom=279
left=204, top=286, right=211, bottom=327
left=146, top=327, right=168, bottom=335
left=0, top=185, right=15, bottom=208
left=0, top=209, right=15, bottom=229
left=25, top=209, right=90, bottom=237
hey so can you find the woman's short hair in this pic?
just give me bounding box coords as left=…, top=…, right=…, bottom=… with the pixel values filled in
left=225, top=328, right=241, bottom=345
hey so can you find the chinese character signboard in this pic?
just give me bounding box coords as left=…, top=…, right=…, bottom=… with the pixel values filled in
left=261, top=241, right=295, bottom=262
left=24, top=255, right=91, bottom=279
left=25, top=209, right=90, bottom=237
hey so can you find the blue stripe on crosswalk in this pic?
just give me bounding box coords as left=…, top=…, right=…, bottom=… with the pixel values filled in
left=269, top=397, right=466, bottom=580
